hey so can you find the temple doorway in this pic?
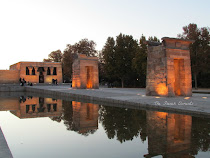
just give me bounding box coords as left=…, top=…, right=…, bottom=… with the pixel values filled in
left=39, top=72, right=44, bottom=83
left=174, top=59, right=184, bottom=96
left=38, top=67, right=45, bottom=83
left=86, top=66, right=93, bottom=89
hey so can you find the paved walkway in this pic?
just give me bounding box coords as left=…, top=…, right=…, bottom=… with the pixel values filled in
left=0, top=128, right=13, bottom=158
left=26, top=85, right=210, bottom=117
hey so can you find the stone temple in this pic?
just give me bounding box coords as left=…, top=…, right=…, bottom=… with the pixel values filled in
left=0, top=62, right=62, bottom=84
left=146, top=37, right=194, bottom=97
left=72, top=54, right=99, bottom=89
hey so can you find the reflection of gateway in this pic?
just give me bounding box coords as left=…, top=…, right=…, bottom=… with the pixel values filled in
left=72, top=101, right=99, bottom=134
left=0, top=96, right=62, bottom=119
left=144, top=111, right=192, bottom=158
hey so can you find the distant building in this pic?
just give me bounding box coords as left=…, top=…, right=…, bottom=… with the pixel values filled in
left=0, top=62, right=62, bottom=84
left=72, top=54, right=99, bottom=89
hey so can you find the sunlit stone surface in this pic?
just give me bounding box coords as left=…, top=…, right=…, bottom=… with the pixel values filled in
left=146, top=37, right=193, bottom=96
left=72, top=54, right=99, bottom=89
left=0, top=62, right=62, bottom=84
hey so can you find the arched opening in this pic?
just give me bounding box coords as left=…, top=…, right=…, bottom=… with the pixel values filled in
left=47, top=67, right=51, bottom=75
left=86, top=66, right=93, bottom=89
left=26, top=67, right=30, bottom=75
left=32, top=67, right=36, bottom=75
left=53, top=67, right=57, bottom=75
left=174, top=59, right=184, bottom=96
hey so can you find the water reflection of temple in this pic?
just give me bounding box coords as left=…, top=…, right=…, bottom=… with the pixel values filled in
left=144, top=111, right=192, bottom=158
left=0, top=96, right=62, bottom=118
left=72, top=101, right=99, bottom=134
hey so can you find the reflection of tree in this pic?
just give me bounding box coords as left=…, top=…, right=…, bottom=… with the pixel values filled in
left=190, top=116, right=210, bottom=155
left=50, top=100, right=73, bottom=129
left=62, top=100, right=74, bottom=130
left=99, top=105, right=147, bottom=143
left=77, top=129, right=97, bottom=136
left=51, top=116, right=62, bottom=122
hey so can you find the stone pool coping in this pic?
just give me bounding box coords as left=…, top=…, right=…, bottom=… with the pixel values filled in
left=0, top=127, right=13, bottom=158
left=22, top=85, right=210, bottom=118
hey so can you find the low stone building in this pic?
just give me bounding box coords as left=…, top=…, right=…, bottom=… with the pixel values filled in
left=146, top=37, right=193, bottom=96
left=0, top=61, right=62, bottom=84
left=72, top=54, right=99, bottom=89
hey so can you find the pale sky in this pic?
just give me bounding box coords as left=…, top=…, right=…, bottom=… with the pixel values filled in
left=0, top=0, right=209, bottom=69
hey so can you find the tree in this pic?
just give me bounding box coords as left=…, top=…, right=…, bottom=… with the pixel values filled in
left=102, top=34, right=160, bottom=88
left=62, top=45, right=75, bottom=82
left=102, top=37, right=117, bottom=82
left=114, top=33, right=139, bottom=87
left=98, top=51, right=106, bottom=84
left=178, top=23, right=210, bottom=89
left=132, top=34, right=147, bottom=87
left=62, top=39, right=98, bottom=82
left=148, top=36, right=160, bottom=42
left=43, top=49, right=63, bottom=62
left=72, top=38, right=97, bottom=57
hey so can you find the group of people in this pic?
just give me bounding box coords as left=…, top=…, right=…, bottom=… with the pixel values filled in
left=52, top=79, right=58, bottom=85
left=19, top=78, right=33, bottom=86
left=19, top=78, right=58, bottom=86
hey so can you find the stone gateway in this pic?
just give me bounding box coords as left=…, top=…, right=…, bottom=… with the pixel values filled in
left=146, top=37, right=194, bottom=97
left=72, top=54, right=99, bottom=89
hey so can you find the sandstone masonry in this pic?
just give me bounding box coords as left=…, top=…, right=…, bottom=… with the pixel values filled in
left=72, top=54, right=99, bottom=89
left=146, top=37, right=193, bottom=97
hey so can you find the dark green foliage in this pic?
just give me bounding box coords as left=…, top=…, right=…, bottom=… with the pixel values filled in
left=190, top=116, right=210, bottom=155
left=102, top=37, right=117, bottom=81
left=114, top=34, right=139, bottom=87
left=62, top=45, right=75, bottom=82
left=178, top=23, right=210, bottom=88
left=102, top=34, right=143, bottom=87
left=148, top=36, right=160, bottom=42
left=43, top=49, right=63, bottom=62
left=132, top=35, right=147, bottom=87
left=62, top=39, right=98, bottom=82
left=101, top=33, right=160, bottom=88
left=99, top=106, right=147, bottom=143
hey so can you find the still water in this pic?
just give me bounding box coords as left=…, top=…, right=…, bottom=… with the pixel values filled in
left=0, top=93, right=209, bottom=158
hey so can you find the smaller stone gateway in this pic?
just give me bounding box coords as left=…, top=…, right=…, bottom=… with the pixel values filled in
left=146, top=37, right=194, bottom=97
left=72, top=54, right=99, bottom=89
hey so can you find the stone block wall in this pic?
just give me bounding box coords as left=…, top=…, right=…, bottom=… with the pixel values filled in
left=0, top=70, right=19, bottom=84
left=10, top=62, right=63, bottom=84
left=146, top=37, right=193, bottom=96
left=72, top=54, right=99, bottom=89
left=146, top=45, right=167, bottom=96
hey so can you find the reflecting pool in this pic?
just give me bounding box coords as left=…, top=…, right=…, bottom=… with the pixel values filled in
left=0, top=93, right=209, bottom=158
